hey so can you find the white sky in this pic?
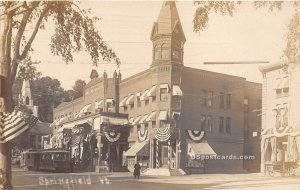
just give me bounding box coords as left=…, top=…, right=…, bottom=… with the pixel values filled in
left=30, top=1, right=295, bottom=90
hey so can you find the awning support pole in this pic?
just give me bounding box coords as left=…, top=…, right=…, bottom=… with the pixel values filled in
left=156, top=139, right=159, bottom=168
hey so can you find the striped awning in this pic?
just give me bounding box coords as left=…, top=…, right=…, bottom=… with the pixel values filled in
left=139, top=114, right=149, bottom=124
left=187, top=142, right=216, bottom=157
left=0, top=111, right=38, bottom=143
left=119, top=97, right=128, bottom=107
left=124, top=140, right=149, bottom=156
left=172, top=85, right=183, bottom=96
left=140, top=90, right=149, bottom=101
left=126, top=95, right=134, bottom=105
left=132, top=116, right=141, bottom=125
left=129, top=117, right=134, bottom=124
left=147, top=85, right=157, bottom=97
left=158, top=111, right=168, bottom=121
left=95, top=100, right=103, bottom=109
left=146, top=111, right=156, bottom=122
left=136, top=92, right=141, bottom=97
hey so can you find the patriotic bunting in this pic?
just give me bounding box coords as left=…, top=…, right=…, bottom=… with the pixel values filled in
left=104, top=131, right=121, bottom=142
left=155, top=127, right=171, bottom=142
left=187, top=130, right=205, bottom=142
left=0, top=111, right=38, bottom=143
left=138, top=129, right=148, bottom=142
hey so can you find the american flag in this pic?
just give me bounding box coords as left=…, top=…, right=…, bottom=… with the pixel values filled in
left=0, top=111, right=38, bottom=143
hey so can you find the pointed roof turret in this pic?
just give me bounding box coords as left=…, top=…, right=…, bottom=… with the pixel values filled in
left=151, top=1, right=186, bottom=41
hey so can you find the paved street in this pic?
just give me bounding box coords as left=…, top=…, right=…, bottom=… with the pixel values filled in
left=11, top=167, right=300, bottom=190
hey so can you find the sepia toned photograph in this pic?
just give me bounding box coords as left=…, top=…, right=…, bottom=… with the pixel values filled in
left=0, top=0, right=300, bottom=189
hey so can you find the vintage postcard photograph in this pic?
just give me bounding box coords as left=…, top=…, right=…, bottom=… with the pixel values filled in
left=0, top=0, right=300, bottom=189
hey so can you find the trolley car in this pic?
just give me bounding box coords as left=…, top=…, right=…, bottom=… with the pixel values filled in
left=20, top=149, right=71, bottom=172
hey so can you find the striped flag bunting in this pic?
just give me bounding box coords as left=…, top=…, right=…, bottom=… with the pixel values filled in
left=155, top=126, right=171, bottom=142
left=187, top=130, right=205, bottom=142
left=137, top=129, right=148, bottom=142
left=0, top=111, right=38, bottom=143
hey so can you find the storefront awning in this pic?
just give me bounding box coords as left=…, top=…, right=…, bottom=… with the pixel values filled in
left=140, top=90, right=149, bottom=101
left=106, top=98, right=114, bottom=103
left=132, top=116, right=141, bottom=125
left=158, top=111, right=168, bottom=121
left=172, top=85, right=183, bottom=96
left=126, top=95, right=134, bottom=105
left=147, top=85, right=157, bottom=97
left=100, top=116, right=128, bottom=125
left=129, top=117, right=134, bottom=124
left=160, top=84, right=169, bottom=91
left=119, top=97, right=128, bottom=107
left=146, top=111, right=156, bottom=122
left=95, top=100, right=103, bottom=109
left=124, top=140, right=149, bottom=157
left=139, top=114, right=149, bottom=124
left=187, top=142, right=217, bottom=156
left=136, top=92, right=141, bottom=97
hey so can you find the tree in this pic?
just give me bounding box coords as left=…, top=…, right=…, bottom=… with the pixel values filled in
left=193, top=1, right=300, bottom=62
left=31, top=76, right=70, bottom=123
left=0, top=2, right=120, bottom=189
left=71, top=79, right=86, bottom=99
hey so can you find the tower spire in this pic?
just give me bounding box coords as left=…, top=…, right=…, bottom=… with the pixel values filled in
left=150, top=1, right=186, bottom=67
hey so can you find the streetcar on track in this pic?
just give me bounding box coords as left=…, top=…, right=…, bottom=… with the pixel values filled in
left=20, top=148, right=71, bottom=172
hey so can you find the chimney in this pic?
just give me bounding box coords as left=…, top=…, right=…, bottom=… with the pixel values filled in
left=103, top=71, right=108, bottom=112
left=113, top=70, right=119, bottom=113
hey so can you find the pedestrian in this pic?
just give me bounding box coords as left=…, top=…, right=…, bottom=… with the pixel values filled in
left=133, top=162, right=141, bottom=179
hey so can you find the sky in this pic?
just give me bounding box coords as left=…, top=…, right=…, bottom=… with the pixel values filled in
left=30, top=1, right=295, bottom=90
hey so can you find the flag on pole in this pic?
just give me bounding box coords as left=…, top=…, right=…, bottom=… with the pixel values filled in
left=0, top=111, right=38, bottom=143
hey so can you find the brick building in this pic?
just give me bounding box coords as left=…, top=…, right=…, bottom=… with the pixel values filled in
left=52, top=1, right=261, bottom=174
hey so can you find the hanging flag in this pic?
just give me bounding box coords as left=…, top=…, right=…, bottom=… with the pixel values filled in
left=0, top=111, right=38, bottom=143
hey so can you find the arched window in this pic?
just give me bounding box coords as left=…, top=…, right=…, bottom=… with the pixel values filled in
left=161, top=43, right=170, bottom=59
left=172, top=44, right=181, bottom=60
left=25, top=97, right=30, bottom=105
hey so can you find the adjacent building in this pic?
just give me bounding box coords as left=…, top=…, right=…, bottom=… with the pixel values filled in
left=52, top=1, right=262, bottom=174
left=259, top=58, right=300, bottom=174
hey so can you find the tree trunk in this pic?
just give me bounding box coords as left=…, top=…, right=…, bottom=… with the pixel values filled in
left=0, top=13, right=13, bottom=190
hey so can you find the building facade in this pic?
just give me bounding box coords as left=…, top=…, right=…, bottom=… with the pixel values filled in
left=52, top=1, right=262, bottom=174
left=259, top=59, right=300, bottom=174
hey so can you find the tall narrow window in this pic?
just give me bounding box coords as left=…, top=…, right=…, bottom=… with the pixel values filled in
left=200, top=115, right=206, bottom=131
left=219, top=93, right=224, bottom=109
left=161, top=44, right=170, bottom=59
left=154, top=45, right=160, bottom=60
left=244, top=98, right=249, bottom=112
left=202, top=90, right=207, bottom=106
left=219, top=117, right=224, bottom=133
left=226, top=117, right=231, bottom=133
left=207, top=115, right=213, bottom=132
left=160, top=88, right=168, bottom=101
left=207, top=91, right=213, bottom=107
left=226, top=94, right=231, bottom=109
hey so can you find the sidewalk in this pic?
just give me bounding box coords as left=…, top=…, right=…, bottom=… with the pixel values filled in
left=138, top=172, right=300, bottom=185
